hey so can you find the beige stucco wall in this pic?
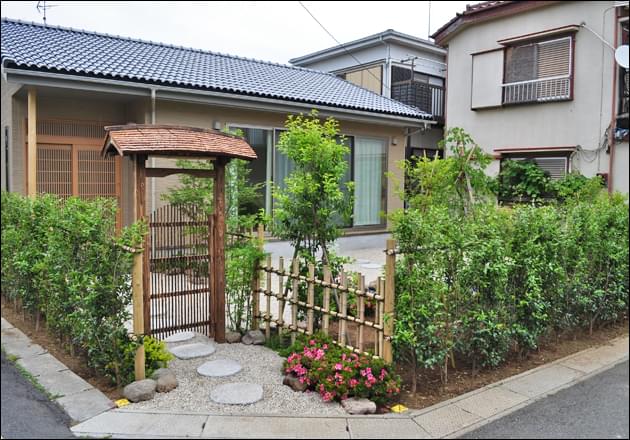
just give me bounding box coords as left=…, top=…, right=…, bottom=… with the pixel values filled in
left=443, top=1, right=623, bottom=188
left=612, top=142, right=629, bottom=195
left=1, top=76, right=20, bottom=191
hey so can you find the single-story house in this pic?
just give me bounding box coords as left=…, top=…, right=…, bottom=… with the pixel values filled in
left=1, top=18, right=435, bottom=231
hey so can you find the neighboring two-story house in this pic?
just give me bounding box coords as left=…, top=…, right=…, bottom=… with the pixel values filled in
left=1, top=19, right=435, bottom=231
left=290, top=29, right=447, bottom=160
left=432, top=0, right=629, bottom=194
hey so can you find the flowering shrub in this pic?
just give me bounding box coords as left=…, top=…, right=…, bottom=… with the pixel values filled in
left=282, top=333, right=401, bottom=406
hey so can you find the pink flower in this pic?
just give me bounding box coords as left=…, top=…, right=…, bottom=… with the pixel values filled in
left=349, top=379, right=359, bottom=388
left=334, top=363, right=343, bottom=371
left=322, top=344, right=328, bottom=349
left=379, top=368, right=387, bottom=380
left=309, top=339, right=316, bottom=346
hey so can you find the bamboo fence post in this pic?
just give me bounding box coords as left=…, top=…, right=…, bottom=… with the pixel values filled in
left=377, top=277, right=385, bottom=358
left=278, top=256, right=285, bottom=340
left=383, top=239, right=396, bottom=364
left=251, top=224, right=264, bottom=330
left=339, top=271, right=348, bottom=346
left=291, top=258, right=299, bottom=344
left=358, top=274, right=365, bottom=353
left=322, top=266, right=331, bottom=335
left=265, top=255, right=272, bottom=341
left=132, top=251, right=145, bottom=380
left=306, top=263, right=315, bottom=336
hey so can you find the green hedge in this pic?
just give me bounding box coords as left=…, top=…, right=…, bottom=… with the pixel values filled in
left=0, top=191, right=168, bottom=386
left=391, top=192, right=629, bottom=379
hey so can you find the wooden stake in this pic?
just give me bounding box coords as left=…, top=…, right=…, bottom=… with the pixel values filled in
left=132, top=252, right=145, bottom=380
left=278, top=256, right=285, bottom=339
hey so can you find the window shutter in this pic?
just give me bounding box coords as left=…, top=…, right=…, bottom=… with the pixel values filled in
left=533, top=157, right=567, bottom=179
left=77, top=149, right=117, bottom=199
left=36, top=144, right=73, bottom=198
left=537, top=38, right=571, bottom=78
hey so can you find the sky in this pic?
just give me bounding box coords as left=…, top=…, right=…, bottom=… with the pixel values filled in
left=0, top=1, right=470, bottom=64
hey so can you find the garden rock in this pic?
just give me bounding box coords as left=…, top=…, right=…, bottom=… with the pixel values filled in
left=282, top=374, right=308, bottom=392
left=241, top=330, right=265, bottom=345
left=151, top=368, right=174, bottom=380
left=225, top=331, right=242, bottom=343
left=123, top=379, right=157, bottom=402
left=156, top=373, right=178, bottom=393
left=341, top=398, right=376, bottom=415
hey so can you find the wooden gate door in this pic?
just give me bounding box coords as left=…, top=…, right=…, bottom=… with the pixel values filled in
left=148, top=204, right=215, bottom=339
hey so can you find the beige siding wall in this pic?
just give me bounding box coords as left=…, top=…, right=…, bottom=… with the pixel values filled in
left=612, top=142, right=629, bottom=195
left=444, top=1, right=621, bottom=184
left=345, top=65, right=383, bottom=95
left=1, top=77, right=21, bottom=191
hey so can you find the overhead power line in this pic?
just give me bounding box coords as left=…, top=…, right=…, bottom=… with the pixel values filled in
left=296, top=1, right=384, bottom=87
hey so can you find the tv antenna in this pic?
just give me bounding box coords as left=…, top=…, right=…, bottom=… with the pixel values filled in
left=36, top=1, right=58, bottom=25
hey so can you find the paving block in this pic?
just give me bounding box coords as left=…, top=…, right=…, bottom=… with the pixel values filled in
left=201, top=416, right=349, bottom=439
left=37, top=370, right=92, bottom=398
left=71, top=411, right=207, bottom=437
left=414, top=404, right=481, bottom=438
left=454, top=385, right=529, bottom=418
left=56, top=388, right=115, bottom=423
left=1, top=327, right=47, bottom=359
left=502, top=364, right=583, bottom=398
left=347, top=418, right=430, bottom=439
left=559, top=351, right=611, bottom=374
left=16, top=352, right=68, bottom=377
left=1, top=317, right=15, bottom=330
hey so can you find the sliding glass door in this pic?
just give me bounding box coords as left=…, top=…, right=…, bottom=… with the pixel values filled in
left=353, top=137, right=386, bottom=226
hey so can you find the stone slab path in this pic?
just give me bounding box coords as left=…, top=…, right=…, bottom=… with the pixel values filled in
left=197, top=359, right=242, bottom=377
left=210, top=383, right=264, bottom=405
left=169, top=342, right=216, bottom=360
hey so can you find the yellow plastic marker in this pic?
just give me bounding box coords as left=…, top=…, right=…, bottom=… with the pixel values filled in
left=390, top=404, right=408, bottom=413
left=115, top=398, right=130, bottom=408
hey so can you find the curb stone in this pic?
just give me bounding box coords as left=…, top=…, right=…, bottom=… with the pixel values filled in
left=1, top=317, right=115, bottom=424
left=2, top=315, right=627, bottom=438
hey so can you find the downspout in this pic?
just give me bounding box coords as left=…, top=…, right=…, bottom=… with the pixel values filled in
left=150, top=88, right=157, bottom=211
left=608, top=7, right=620, bottom=194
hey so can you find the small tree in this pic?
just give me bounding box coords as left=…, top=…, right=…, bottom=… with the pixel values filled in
left=273, top=110, right=353, bottom=266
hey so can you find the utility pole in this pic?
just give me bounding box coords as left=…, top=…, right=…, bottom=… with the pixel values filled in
left=428, top=0, right=432, bottom=40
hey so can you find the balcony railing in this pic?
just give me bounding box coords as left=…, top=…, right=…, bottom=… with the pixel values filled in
left=391, top=81, right=444, bottom=120
left=502, top=76, right=571, bottom=105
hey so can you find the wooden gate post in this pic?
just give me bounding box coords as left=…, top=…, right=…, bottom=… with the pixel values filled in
left=132, top=251, right=145, bottom=380
left=383, top=239, right=396, bottom=364
left=213, top=158, right=227, bottom=343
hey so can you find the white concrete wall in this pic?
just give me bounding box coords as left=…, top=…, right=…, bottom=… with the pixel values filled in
left=443, top=1, right=622, bottom=186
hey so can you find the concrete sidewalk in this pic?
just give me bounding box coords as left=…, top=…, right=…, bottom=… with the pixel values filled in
left=1, top=316, right=628, bottom=439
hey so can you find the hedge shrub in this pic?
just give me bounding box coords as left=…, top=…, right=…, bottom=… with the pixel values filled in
left=0, top=191, right=170, bottom=386
left=392, top=193, right=629, bottom=382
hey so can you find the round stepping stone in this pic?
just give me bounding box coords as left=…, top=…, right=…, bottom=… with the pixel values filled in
left=361, top=263, right=382, bottom=269
left=164, top=331, right=195, bottom=343
left=169, top=342, right=215, bottom=359
left=355, top=258, right=370, bottom=264
left=197, top=359, right=242, bottom=377
left=210, top=383, right=263, bottom=405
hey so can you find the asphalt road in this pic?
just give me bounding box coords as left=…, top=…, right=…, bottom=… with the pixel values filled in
left=461, top=360, right=630, bottom=439
left=1, top=351, right=73, bottom=439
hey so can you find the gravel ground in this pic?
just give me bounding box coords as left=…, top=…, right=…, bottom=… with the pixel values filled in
left=131, top=334, right=345, bottom=416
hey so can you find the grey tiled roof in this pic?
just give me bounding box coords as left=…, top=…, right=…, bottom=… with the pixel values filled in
left=1, top=18, right=432, bottom=120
